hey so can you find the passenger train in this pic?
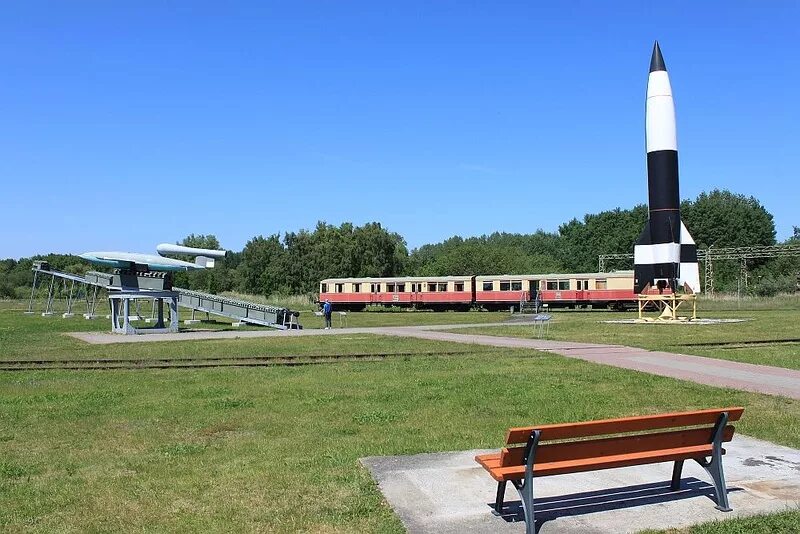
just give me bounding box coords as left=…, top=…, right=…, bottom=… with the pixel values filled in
left=319, top=271, right=639, bottom=311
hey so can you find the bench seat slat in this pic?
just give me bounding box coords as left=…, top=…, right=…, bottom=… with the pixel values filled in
left=505, top=407, right=744, bottom=444
left=477, top=443, right=720, bottom=481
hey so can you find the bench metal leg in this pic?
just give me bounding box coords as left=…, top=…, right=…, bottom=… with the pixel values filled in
left=520, top=475, right=535, bottom=534
left=513, top=429, right=541, bottom=534
left=695, top=411, right=732, bottom=512
left=671, top=459, right=684, bottom=490
left=493, top=481, right=507, bottom=514
left=695, top=456, right=731, bottom=512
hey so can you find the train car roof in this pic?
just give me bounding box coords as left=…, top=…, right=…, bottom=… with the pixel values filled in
left=321, top=271, right=633, bottom=284
left=474, top=271, right=634, bottom=280
left=320, top=276, right=471, bottom=283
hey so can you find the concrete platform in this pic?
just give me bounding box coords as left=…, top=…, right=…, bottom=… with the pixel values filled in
left=361, top=435, right=800, bottom=533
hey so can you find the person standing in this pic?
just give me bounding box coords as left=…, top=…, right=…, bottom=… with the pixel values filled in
left=323, top=299, right=332, bottom=329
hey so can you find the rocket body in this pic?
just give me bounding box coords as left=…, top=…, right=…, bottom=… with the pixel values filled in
left=634, top=42, right=700, bottom=294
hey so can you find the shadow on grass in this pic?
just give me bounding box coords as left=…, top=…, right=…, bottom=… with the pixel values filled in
left=489, top=478, right=743, bottom=533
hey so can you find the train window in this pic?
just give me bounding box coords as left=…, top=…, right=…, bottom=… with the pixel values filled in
left=321, top=283, right=328, bottom=293
left=584, top=280, right=589, bottom=290
left=428, top=283, right=437, bottom=292
left=546, top=281, right=558, bottom=290
left=511, top=281, right=522, bottom=291
left=335, top=283, right=344, bottom=293
left=387, top=283, right=396, bottom=292
left=454, top=282, right=464, bottom=292
left=371, top=283, right=381, bottom=293
left=558, top=280, right=570, bottom=290
left=396, top=283, right=405, bottom=292
left=438, top=283, right=448, bottom=292
left=482, top=281, right=493, bottom=291
left=500, top=281, right=510, bottom=291
left=596, top=279, right=607, bottom=289
left=353, top=283, right=360, bottom=293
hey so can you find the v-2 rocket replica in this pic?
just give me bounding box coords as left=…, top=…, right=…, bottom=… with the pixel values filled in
left=634, top=42, right=700, bottom=294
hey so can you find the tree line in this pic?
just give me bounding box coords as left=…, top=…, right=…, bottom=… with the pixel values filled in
left=2, top=189, right=798, bottom=299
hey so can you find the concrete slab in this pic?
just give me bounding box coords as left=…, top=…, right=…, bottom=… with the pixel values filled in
left=361, top=435, right=800, bottom=533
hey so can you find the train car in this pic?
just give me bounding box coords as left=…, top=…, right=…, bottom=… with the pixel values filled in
left=319, top=276, right=475, bottom=311
left=320, top=271, right=639, bottom=311
left=537, top=271, right=638, bottom=310
left=473, top=275, right=535, bottom=310
left=475, top=271, right=638, bottom=310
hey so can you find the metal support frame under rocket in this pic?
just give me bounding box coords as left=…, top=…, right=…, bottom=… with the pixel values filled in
left=634, top=42, right=700, bottom=294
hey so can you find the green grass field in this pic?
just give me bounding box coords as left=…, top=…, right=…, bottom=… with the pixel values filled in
left=1, top=301, right=799, bottom=532
left=453, top=308, right=800, bottom=370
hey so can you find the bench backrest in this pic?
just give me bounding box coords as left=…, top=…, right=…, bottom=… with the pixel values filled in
left=499, top=407, right=744, bottom=467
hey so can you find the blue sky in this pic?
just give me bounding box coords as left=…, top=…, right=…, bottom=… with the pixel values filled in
left=1, top=1, right=796, bottom=258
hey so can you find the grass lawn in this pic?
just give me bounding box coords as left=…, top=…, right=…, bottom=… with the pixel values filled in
left=451, top=309, right=800, bottom=370
left=1, top=304, right=799, bottom=532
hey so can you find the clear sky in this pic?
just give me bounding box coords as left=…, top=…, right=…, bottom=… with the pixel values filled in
left=1, top=1, right=797, bottom=258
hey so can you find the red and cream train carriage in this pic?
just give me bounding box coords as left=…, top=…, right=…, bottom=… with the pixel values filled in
left=319, top=276, right=474, bottom=310
left=320, top=271, right=638, bottom=311
left=475, top=271, right=638, bottom=310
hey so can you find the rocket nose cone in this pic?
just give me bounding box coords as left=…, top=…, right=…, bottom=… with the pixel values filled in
left=650, top=41, right=667, bottom=72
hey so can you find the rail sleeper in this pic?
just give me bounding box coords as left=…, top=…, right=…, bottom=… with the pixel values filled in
left=475, top=407, right=744, bottom=534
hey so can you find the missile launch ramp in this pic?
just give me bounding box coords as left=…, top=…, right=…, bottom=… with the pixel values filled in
left=26, top=262, right=301, bottom=331
left=174, top=288, right=300, bottom=329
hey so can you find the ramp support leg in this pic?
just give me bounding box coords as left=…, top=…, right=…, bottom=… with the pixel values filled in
left=154, top=298, right=165, bottom=328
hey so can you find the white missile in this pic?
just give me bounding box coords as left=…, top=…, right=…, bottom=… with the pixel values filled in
left=634, top=42, right=700, bottom=294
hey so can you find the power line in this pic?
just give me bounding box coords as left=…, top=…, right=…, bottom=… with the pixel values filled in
left=598, top=244, right=800, bottom=295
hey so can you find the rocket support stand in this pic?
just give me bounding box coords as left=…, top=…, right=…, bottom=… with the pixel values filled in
left=637, top=294, right=697, bottom=321
left=109, top=291, right=179, bottom=334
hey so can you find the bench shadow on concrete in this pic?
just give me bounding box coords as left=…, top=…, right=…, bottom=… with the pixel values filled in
left=489, top=478, right=743, bottom=533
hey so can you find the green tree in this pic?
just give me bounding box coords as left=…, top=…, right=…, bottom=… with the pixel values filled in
left=681, top=190, right=775, bottom=249
left=558, top=205, right=648, bottom=272
left=237, top=235, right=285, bottom=296
left=172, top=234, right=225, bottom=292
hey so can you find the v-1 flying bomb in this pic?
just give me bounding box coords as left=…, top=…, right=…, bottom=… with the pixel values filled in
left=79, top=243, right=227, bottom=272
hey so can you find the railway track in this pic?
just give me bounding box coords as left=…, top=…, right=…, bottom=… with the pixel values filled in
left=0, top=350, right=482, bottom=371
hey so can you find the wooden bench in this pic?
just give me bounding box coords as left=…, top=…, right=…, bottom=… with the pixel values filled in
left=475, top=407, right=744, bottom=533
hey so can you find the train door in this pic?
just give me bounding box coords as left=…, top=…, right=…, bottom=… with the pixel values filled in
left=370, top=282, right=379, bottom=305
left=528, top=280, right=537, bottom=302
left=574, top=280, right=587, bottom=306
left=410, top=283, right=422, bottom=305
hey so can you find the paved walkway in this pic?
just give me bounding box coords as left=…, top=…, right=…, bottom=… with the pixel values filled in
left=373, top=328, right=800, bottom=400
left=68, top=322, right=800, bottom=399
left=362, top=434, right=800, bottom=533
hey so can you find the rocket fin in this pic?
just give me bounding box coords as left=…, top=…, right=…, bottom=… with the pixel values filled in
left=678, top=221, right=701, bottom=293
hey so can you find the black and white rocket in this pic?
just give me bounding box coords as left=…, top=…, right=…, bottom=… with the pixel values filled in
left=634, top=42, right=700, bottom=294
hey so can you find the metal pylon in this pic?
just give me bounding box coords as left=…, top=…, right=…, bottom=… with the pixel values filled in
left=740, top=258, right=748, bottom=290
left=704, top=257, right=714, bottom=297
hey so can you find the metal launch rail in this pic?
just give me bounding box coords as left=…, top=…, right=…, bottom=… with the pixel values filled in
left=174, top=287, right=299, bottom=329
left=26, top=262, right=300, bottom=330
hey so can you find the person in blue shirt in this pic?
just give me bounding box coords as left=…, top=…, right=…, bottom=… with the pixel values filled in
left=323, top=299, right=332, bottom=329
